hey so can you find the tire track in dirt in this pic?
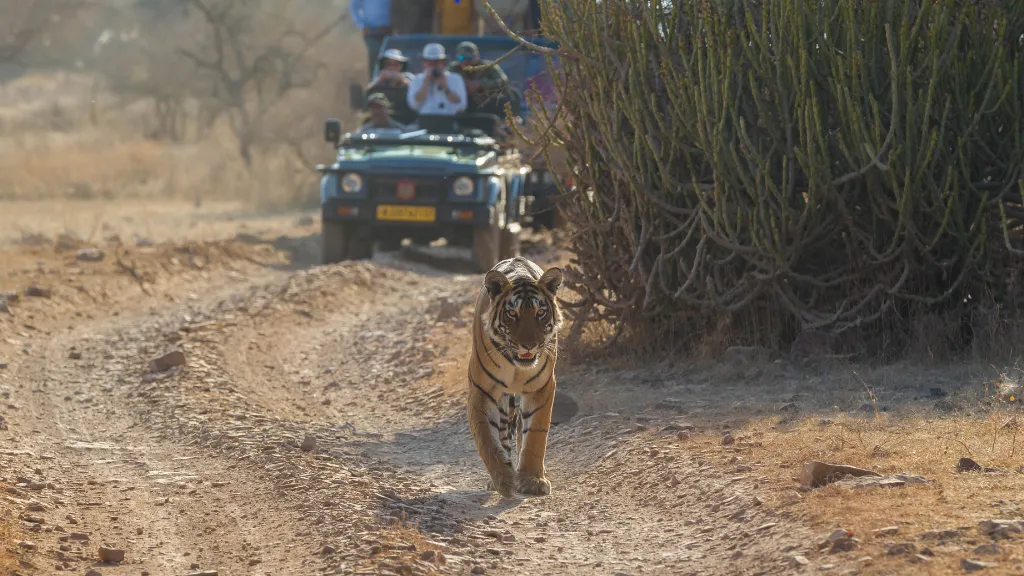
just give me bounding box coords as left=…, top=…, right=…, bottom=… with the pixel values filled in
left=3, top=239, right=817, bottom=575
left=201, top=257, right=818, bottom=575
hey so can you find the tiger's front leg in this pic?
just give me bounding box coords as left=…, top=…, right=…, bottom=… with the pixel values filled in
left=467, top=382, right=516, bottom=498
left=516, top=375, right=555, bottom=496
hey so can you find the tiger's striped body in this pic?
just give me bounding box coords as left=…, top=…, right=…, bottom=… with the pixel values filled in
left=467, top=257, right=563, bottom=498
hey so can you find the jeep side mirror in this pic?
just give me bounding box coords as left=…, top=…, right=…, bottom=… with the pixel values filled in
left=324, top=118, right=341, bottom=145
left=348, top=82, right=365, bottom=110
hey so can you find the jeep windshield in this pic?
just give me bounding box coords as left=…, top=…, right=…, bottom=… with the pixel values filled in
left=377, top=34, right=559, bottom=116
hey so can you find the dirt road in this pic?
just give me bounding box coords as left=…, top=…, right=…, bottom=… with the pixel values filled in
left=7, top=202, right=1021, bottom=576
left=0, top=203, right=818, bottom=576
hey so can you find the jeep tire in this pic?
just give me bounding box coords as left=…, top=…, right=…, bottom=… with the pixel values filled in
left=499, top=226, right=520, bottom=260
left=347, top=226, right=374, bottom=260
left=321, top=220, right=350, bottom=265
left=377, top=237, right=403, bottom=253
left=472, top=225, right=500, bottom=273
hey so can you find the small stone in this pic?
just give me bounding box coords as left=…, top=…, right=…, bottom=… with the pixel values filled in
left=978, top=518, right=1024, bottom=538
left=148, top=350, right=186, bottom=373
left=908, top=554, right=930, bottom=563
left=961, top=558, right=996, bottom=572
left=68, top=349, right=82, bottom=360
left=320, top=544, right=336, bottom=555
left=471, top=567, right=485, bottom=575
left=722, top=433, right=735, bottom=446
left=300, top=434, right=317, bottom=452
left=819, top=528, right=852, bottom=550
left=97, top=546, right=125, bottom=563
left=86, top=570, right=102, bottom=576
left=69, top=532, right=90, bottom=540
left=55, top=231, right=83, bottom=251
left=434, top=298, right=460, bottom=322
left=18, top=541, right=37, bottom=550
left=830, top=537, right=859, bottom=552
left=75, top=248, right=105, bottom=262
left=957, top=457, right=983, bottom=472
left=790, top=555, right=810, bottom=567
left=972, top=543, right=1000, bottom=555
left=185, top=572, right=218, bottom=576
left=24, top=286, right=52, bottom=298
left=873, top=526, right=900, bottom=536
left=800, top=460, right=881, bottom=487
left=501, top=533, right=516, bottom=543
left=886, top=543, right=916, bottom=556
left=419, top=550, right=436, bottom=561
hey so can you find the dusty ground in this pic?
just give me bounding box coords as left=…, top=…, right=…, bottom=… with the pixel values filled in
left=1, top=199, right=1024, bottom=576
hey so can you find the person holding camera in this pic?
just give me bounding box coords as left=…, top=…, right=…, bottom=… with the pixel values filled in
left=407, top=43, right=467, bottom=117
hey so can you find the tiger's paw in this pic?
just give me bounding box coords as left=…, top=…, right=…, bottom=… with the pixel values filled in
left=486, top=474, right=516, bottom=498
left=517, top=475, right=551, bottom=496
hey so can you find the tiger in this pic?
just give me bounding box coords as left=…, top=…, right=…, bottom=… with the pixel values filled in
left=467, top=256, right=564, bottom=498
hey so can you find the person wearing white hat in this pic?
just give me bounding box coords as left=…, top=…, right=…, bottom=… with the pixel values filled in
left=366, top=48, right=416, bottom=125
left=407, top=42, right=467, bottom=116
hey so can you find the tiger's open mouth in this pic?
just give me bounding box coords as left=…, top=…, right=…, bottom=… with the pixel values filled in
left=516, top=352, right=536, bottom=361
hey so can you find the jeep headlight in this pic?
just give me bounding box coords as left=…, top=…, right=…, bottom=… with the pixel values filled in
left=341, top=172, right=363, bottom=193
left=452, top=176, right=474, bottom=197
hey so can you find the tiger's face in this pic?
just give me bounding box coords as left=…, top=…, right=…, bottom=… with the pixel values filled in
left=483, top=266, right=564, bottom=367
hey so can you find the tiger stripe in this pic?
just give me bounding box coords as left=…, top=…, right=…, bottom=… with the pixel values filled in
left=467, top=256, right=563, bottom=498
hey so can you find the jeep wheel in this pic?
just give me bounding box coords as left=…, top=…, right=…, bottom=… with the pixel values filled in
left=377, top=237, right=403, bottom=252
left=472, top=225, right=500, bottom=273
left=346, top=226, right=374, bottom=260
left=321, top=220, right=350, bottom=265
left=499, top=226, right=521, bottom=260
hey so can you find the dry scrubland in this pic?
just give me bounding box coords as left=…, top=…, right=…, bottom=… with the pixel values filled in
left=0, top=72, right=335, bottom=210
left=2, top=1, right=1024, bottom=574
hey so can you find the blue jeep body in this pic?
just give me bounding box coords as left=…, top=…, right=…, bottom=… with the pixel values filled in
left=348, top=33, right=568, bottom=231
left=316, top=114, right=529, bottom=272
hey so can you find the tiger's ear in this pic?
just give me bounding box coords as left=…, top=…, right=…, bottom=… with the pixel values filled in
left=484, top=269, right=511, bottom=300
left=538, top=267, right=563, bottom=295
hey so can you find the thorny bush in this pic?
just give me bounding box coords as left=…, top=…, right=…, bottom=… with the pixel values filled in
left=520, top=0, right=1024, bottom=358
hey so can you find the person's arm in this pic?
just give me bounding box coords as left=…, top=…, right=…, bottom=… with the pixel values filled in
left=350, top=0, right=365, bottom=30
left=408, top=74, right=427, bottom=111
left=479, top=64, right=509, bottom=93
left=448, top=74, right=468, bottom=112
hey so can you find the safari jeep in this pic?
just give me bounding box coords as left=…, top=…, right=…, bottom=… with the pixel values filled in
left=349, top=33, right=569, bottom=231
left=316, top=114, right=528, bottom=272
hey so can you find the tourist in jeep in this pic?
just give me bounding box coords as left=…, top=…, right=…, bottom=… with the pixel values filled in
left=447, top=41, right=517, bottom=117
left=407, top=43, right=467, bottom=117
left=366, top=48, right=417, bottom=126
left=359, top=93, right=408, bottom=132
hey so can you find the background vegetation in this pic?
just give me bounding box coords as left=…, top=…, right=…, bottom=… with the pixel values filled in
left=532, top=0, right=1024, bottom=360
left=0, top=0, right=362, bottom=208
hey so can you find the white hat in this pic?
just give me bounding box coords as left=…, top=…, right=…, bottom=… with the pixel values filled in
left=379, top=48, right=408, bottom=62
left=422, top=42, right=446, bottom=60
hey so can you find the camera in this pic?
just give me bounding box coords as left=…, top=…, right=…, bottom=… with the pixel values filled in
left=431, top=68, right=444, bottom=79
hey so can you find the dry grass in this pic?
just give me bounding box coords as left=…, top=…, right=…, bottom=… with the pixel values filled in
left=689, top=400, right=1024, bottom=574
left=0, top=71, right=336, bottom=209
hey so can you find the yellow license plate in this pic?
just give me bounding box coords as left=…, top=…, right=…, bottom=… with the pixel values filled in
left=376, top=205, right=436, bottom=222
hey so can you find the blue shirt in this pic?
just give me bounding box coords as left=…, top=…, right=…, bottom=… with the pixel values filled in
left=350, top=0, right=392, bottom=30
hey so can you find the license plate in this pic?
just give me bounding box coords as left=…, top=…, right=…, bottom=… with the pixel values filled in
left=376, top=205, right=436, bottom=222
